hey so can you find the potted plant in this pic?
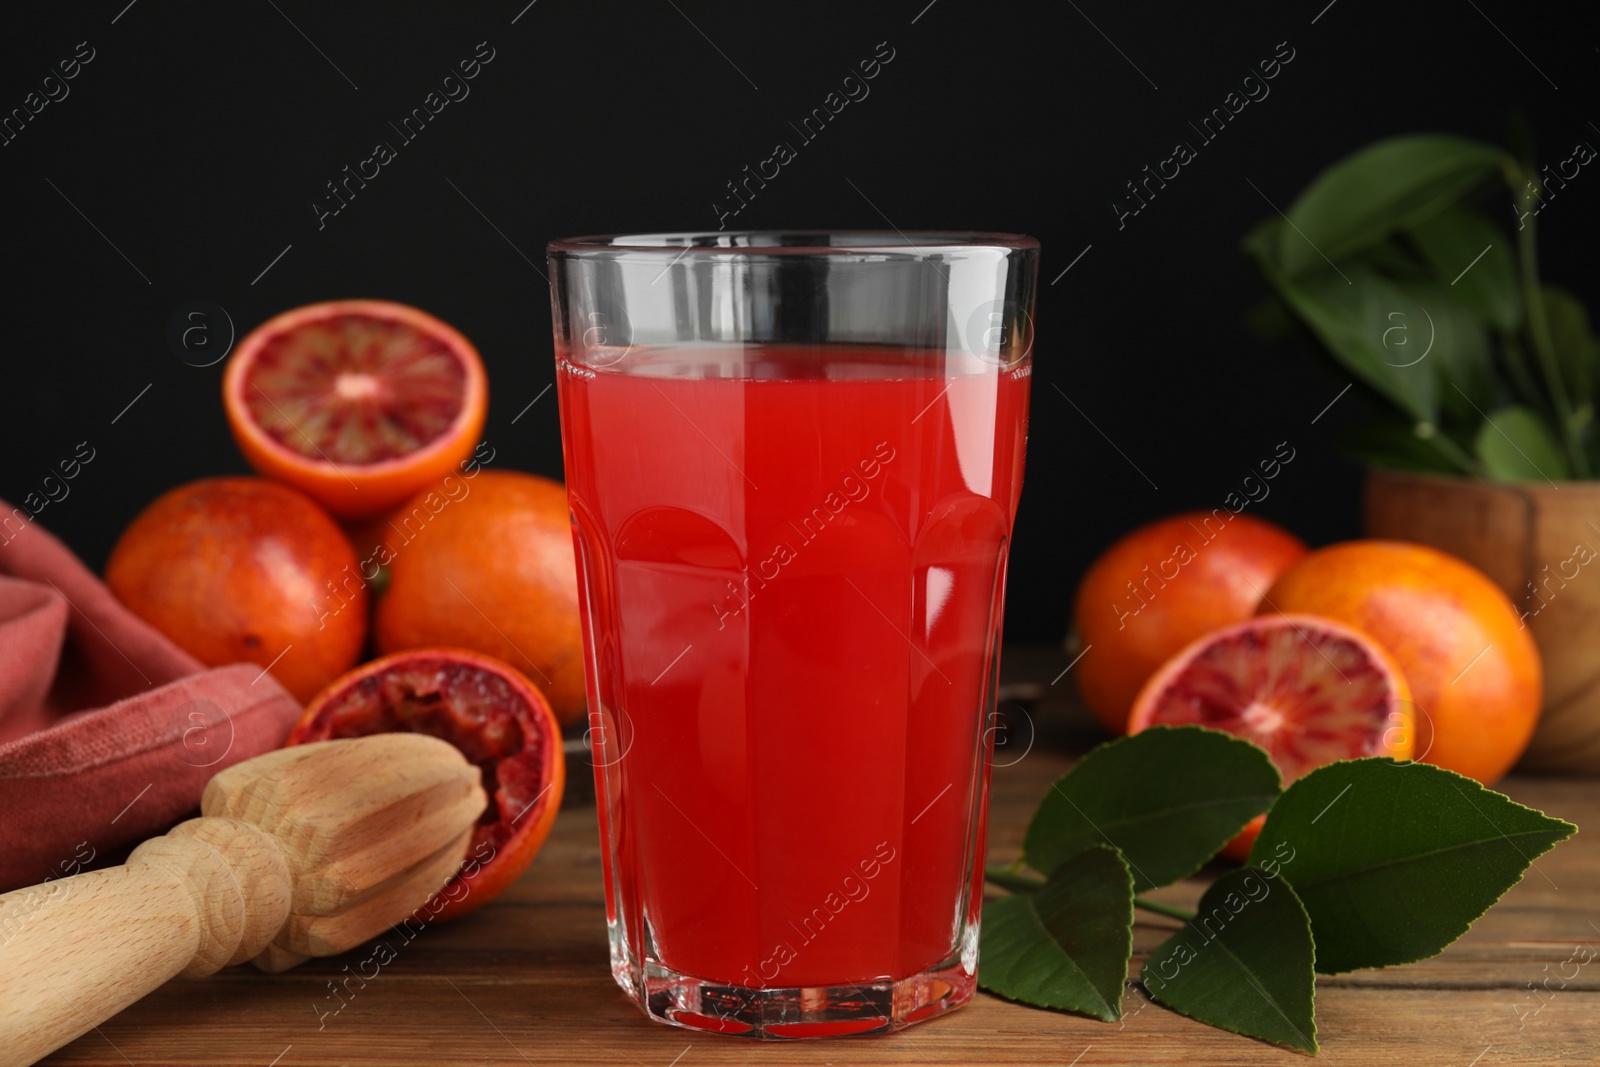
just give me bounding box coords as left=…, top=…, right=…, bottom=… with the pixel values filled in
left=1245, top=132, right=1600, bottom=774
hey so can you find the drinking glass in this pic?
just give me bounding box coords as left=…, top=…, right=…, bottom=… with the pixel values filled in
left=547, top=231, right=1037, bottom=1038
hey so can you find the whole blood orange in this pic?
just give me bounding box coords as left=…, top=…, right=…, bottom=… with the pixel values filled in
left=287, top=648, right=565, bottom=921
left=105, top=477, right=367, bottom=702
left=373, top=471, right=587, bottom=727
left=1129, top=613, right=1413, bottom=859
left=1072, top=512, right=1308, bottom=735
left=1261, top=540, right=1542, bottom=784
left=223, top=299, right=488, bottom=521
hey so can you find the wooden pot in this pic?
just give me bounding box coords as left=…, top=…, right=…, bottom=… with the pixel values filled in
left=1364, top=468, right=1600, bottom=774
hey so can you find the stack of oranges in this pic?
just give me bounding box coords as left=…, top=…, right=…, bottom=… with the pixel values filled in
left=106, top=299, right=579, bottom=918
left=1069, top=512, right=1542, bottom=857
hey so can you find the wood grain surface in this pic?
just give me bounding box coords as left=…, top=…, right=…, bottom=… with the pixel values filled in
left=39, top=647, right=1600, bottom=1066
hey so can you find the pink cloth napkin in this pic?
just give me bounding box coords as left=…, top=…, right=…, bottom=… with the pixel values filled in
left=0, top=502, right=303, bottom=891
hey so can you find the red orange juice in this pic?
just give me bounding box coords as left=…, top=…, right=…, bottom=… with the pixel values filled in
left=557, top=343, right=1030, bottom=995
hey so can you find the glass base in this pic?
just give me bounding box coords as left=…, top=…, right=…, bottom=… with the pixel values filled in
left=612, top=919, right=980, bottom=1038
left=633, top=955, right=975, bottom=1039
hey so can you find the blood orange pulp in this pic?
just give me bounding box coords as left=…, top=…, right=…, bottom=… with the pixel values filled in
left=1128, top=613, right=1413, bottom=859
left=287, top=648, right=565, bottom=921
left=224, top=300, right=487, bottom=520
left=1261, top=540, right=1542, bottom=785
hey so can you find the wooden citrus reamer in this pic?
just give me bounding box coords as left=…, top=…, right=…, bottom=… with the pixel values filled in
left=0, top=734, right=486, bottom=1067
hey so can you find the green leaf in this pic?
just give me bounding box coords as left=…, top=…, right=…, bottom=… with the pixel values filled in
left=1540, top=285, right=1598, bottom=416
left=1475, top=405, right=1570, bottom=483
left=1249, top=760, right=1577, bottom=974
left=1392, top=279, right=1493, bottom=423
left=1277, top=134, right=1505, bottom=277
left=1023, top=726, right=1280, bottom=891
left=1344, top=235, right=1431, bottom=281
left=979, top=846, right=1133, bottom=1021
left=1142, top=867, right=1317, bottom=1053
left=1240, top=215, right=1280, bottom=268
left=1271, top=266, right=1440, bottom=423
left=1338, top=414, right=1470, bottom=475
left=1407, top=204, right=1521, bottom=331
left=1498, top=333, right=1546, bottom=409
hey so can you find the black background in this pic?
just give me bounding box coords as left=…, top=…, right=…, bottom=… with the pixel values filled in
left=2, top=0, right=1594, bottom=642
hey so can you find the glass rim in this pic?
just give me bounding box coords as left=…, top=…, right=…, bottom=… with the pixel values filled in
left=547, top=229, right=1039, bottom=258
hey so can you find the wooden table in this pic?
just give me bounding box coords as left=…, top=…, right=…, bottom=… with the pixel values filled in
left=44, top=647, right=1600, bottom=1065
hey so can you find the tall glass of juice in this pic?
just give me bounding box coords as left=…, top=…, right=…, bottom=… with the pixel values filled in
left=547, top=232, right=1037, bottom=1038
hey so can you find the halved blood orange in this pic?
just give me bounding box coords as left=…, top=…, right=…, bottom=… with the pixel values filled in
left=286, top=647, right=565, bottom=922
left=1127, top=613, right=1413, bottom=860
left=224, top=300, right=488, bottom=520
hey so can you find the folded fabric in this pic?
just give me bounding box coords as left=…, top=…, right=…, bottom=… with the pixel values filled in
left=0, top=501, right=303, bottom=891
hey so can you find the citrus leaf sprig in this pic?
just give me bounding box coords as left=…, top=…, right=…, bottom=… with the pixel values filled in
left=980, top=726, right=1577, bottom=1053
left=1241, top=133, right=1600, bottom=481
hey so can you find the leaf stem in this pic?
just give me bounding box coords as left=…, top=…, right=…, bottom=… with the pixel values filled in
left=1514, top=177, right=1590, bottom=478
left=1132, top=896, right=1197, bottom=922
left=983, top=865, right=1200, bottom=923
left=984, top=865, right=1044, bottom=894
